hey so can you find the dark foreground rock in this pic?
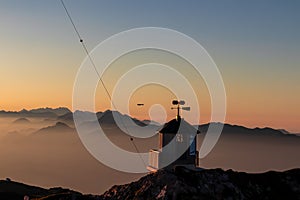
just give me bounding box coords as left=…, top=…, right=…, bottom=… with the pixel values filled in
left=101, top=167, right=300, bottom=200
left=1, top=167, right=300, bottom=200
left=0, top=180, right=100, bottom=200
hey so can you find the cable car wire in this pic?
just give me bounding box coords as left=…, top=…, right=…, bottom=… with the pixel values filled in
left=59, top=0, right=147, bottom=168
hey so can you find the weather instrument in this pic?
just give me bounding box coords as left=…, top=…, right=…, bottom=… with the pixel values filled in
left=171, top=100, right=190, bottom=120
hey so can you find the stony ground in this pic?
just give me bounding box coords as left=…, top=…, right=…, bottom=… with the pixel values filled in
left=101, top=167, right=300, bottom=200
left=1, top=167, right=299, bottom=200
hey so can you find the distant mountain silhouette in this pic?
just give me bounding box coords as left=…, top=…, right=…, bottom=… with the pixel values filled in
left=58, top=110, right=161, bottom=130
left=57, top=112, right=74, bottom=122
left=98, top=110, right=120, bottom=124
left=0, top=107, right=71, bottom=118
left=35, top=109, right=299, bottom=139
left=57, top=110, right=103, bottom=123
left=196, top=123, right=300, bottom=172
left=97, top=110, right=146, bottom=126
left=33, top=122, right=74, bottom=134
left=198, top=122, right=298, bottom=137
left=70, top=112, right=298, bottom=138
left=0, top=107, right=297, bottom=138
left=0, top=109, right=56, bottom=118
left=30, top=107, right=71, bottom=116
left=12, top=117, right=31, bottom=124
left=57, top=110, right=147, bottom=129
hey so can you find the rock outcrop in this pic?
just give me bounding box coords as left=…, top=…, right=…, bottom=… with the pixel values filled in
left=0, top=180, right=99, bottom=200
left=101, top=167, right=300, bottom=200
left=1, top=167, right=299, bottom=200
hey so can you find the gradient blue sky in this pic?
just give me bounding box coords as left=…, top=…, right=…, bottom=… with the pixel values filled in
left=0, top=0, right=299, bottom=131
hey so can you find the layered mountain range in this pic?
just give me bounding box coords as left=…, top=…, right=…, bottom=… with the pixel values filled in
left=1, top=107, right=298, bottom=136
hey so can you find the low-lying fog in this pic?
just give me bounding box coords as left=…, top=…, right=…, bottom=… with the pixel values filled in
left=0, top=117, right=299, bottom=194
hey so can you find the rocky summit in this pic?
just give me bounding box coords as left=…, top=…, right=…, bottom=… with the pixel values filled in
left=100, top=167, right=300, bottom=200
left=1, top=167, right=300, bottom=200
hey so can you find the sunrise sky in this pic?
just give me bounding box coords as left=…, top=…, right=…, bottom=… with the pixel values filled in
left=0, top=1, right=299, bottom=132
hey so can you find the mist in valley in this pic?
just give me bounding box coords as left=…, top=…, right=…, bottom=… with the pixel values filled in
left=0, top=115, right=299, bottom=194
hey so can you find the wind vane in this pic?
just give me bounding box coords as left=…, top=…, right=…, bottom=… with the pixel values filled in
left=171, top=100, right=190, bottom=120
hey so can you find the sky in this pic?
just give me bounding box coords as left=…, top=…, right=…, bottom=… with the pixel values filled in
left=0, top=0, right=299, bottom=132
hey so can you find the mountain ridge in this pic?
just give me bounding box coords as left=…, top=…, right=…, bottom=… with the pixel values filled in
left=33, top=122, right=74, bottom=135
left=0, top=108, right=298, bottom=137
left=198, top=122, right=298, bottom=137
left=0, top=107, right=71, bottom=118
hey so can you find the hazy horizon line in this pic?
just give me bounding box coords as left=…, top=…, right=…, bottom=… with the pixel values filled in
left=1, top=106, right=299, bottom=134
